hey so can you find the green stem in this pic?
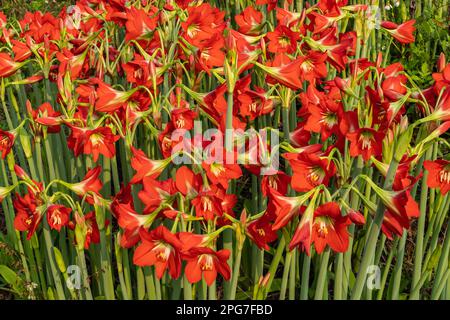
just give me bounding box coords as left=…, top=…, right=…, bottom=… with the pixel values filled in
left=351, top=158, right=399, bottom=299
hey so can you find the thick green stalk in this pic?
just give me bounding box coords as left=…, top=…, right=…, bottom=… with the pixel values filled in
left=99, top=229, right=115, bottom=300
left=376, top=239, right=397, bottom=299
left=223, top=90, right=234, bottom=297
left=279, top=251, right=292, bottom=300
left=351, top=158, right=399, bottom=299
left=314, top=249, right=331, bottom=300
left=410, top=148, right=433, bottom=299
left=300, top=254, right=311, bottom=300
left=264, top=236, right=286, bottom=298
left=431, top=220, right=450, bottom=298
left=42, top=222, right=66, bottom=300
left=288, top=250, right=296, bottom=300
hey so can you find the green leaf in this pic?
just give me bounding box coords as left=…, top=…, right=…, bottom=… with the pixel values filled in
left=427, top=245, right=442, bottom=272
left=0, top=265, right=24, bottom=294
left=53, top=247, right=67, bottom=273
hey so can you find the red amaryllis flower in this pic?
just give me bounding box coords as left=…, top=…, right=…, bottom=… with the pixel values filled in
left=290, top=123, right=312, bottom=147
left=381, top=20, right=416, bottom=44
left=191, top=188, right=224, bottom=221
left=235, top=6, right=263, bottom=35
left=0, top=52, right=22, bottom=78
left=424, top=159, right=450, bottom=195
left=381, top=63, right=408, bottom=101
left=125, top=6, right=159, bottom=41
left=267, top=25, right=300, bottom=54
left=348, top=210, right=366, bottom=225
left=183, top=247, right=231, bottom=285
left=365, top=175, right=419, bottom=239
left=202, top=154, right=242, bottom=189
left=195, top=33, right=226, bottom=72
left=56, top=49, right=88, bottom=80
left=432, top=57, right=450, bottom=93
left=13, top=181, right=45, bottom=240
left=261, top=171, right=291, bottom=196
left=69, top=211, right=102, bottom=249
left=256, top=0, right=286, bottom=11
left=133, top=226, right=183, bottom=279
left=138, top=177, right=176, bottom=213
left=13, top=190, right=44, bottom=240
left=46, top=204, right=71, bottom=231
left=258, top=55, right=304, bottom=90
left=289, top=151, right=336, bottom=192
left=269, top=188, right=312, bottom=230
left=27, top=101, right=63, bottom=134
left=129, top=146, right=172, bottom=184
left=290, top=202, right=351, bottom=255
left=94, top=79, right=137, bottom=113
left=297, top=51, right=328, bottom=83
left=68, top=166, right=103, bottom=197
left=0, top=129, right=15, bottom=159
left=304, top=98, right=344, bottom=140
left=171, top=108, right=198, bottom=130
left=84, top=127, right=120, bottom=162
left=174, top=166, right=202, bottom=198
left=181, top=3, right=226, bottom=48
left=347, top=128, right=385, bottom=161
left=247, top=215, right=278, bottom=250
left=114, top=202, right=153, bottom=248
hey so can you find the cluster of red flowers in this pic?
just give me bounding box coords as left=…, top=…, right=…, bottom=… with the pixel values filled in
left=0, top=0, right=449, bottom=287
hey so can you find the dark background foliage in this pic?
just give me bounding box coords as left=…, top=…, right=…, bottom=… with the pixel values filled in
left=0, top=0, right=75, bottom=17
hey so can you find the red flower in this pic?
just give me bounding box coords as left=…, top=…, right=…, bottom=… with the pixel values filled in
left=297, top=51, right=328, bottom=83
left=125, top=6, right=159, bottom=41
left=75, top=212, right=103, bottom=249
left=202, top=153, right=242, bottom=189
left=129, top=146, right=171, bottom=184
left=174, top=166, right=202, bottom=198
left=171, top=108, right=198, bottom=130
left=46, top=205, right=71, bottom=231
left=195, top=33, right=226, bottom=72
left=94, top=79, right=136, bottom=113
left=0, top=52, right=22, bottom=78
left=181, top=3, right=226, bottom=48
left=85, top=127, right=120, bottom=162
left=381, top=20, right=416, bottom=44
left=258, top=55, right=305, bottom=90
left=432, top=57, right=450, bottom=93
left=269, top=189, right=310, bottom=230
left=290, top=202, right=351, bottom=255
left=114, top=202, right=153, bottom=248
left=371, top=176, right=420, bottom=239
left=289, top=151, right=336, bottom=192
left=267, top=25, right=300, bottom=54
left=0, top=129, right=15, bottom=159
left=347, top=128, right=385, bottom=161
left=304, top=97, right=344, bottom=140
left=261, top=172, right=291, bottom=196
left=380, top=63, right=408, bottom=102
left=256, top=0, right=286, bottom=11
left=424, top=160, right=450, bottom=195
left=69, top=166, right=103, bottom=197
left=191, top=188, right=224, bottom=221
left=184, top=247, right=231, bottom=285
left=13, top=190, right=44, bottom=240
left=247, top=215, right=278, bottom=250
left=27, top=101, right=63, bottom=134
left=138, top=177, right=176, bottom=213
left=235, top=6, right=263, bottom=35
left=133, top=226, right=183, bottom=279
